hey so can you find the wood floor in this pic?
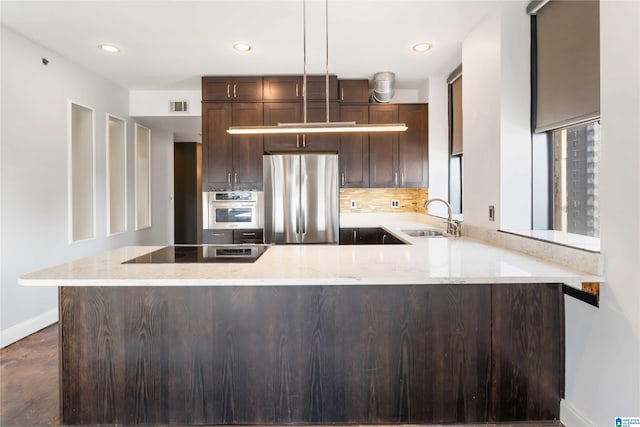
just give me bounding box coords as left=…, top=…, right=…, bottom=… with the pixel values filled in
left=0, top=324, right=562, bottom=427
left=1, top=324, right=59, bottom=426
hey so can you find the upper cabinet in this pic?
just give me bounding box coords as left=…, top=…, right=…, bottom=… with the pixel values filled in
left=202, top=77, right=263, bottom=101
left=263, top=101, right=339, bottom=152
left=202, top=102, right=263, bottom=191
left=339, top=105, right=369, bottom=188
left=262, top=75, right=338, bottom=101
left=263, top=76, right=301, bottom=101
left=339, top=79, right=370, bottom=103
left=369, top=104, right=428, bottom=188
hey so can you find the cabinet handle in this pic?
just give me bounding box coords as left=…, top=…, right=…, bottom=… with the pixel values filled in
left=296, top=83, right=299, bottom=97
left=242, top=232, right=256, bottom=236
left=395, top=172, right=398, bottom=186
left=341, top=87, right=344, bottom=101
left=401, top=173, right=404, bottom=185
left=234, top=84, right=238, bottom=98
left=296, top=135, right=300, bottom=148
left=353, top=230, right=357, bottom=241
left=234, top=173, right=238, bottom=184
left=227, top=173, right=231, bottom=185
left=341, top=172, right=345, bottom=186
left=227, top=84, right=231, bottom=98
left=302, top=135, right=306, bottom=148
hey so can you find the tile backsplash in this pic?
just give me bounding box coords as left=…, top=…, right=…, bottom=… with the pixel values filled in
left=340, top=188, right=428, bottom=214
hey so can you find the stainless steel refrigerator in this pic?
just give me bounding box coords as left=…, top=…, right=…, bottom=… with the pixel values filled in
left=263, top=154, right=339, bottom=244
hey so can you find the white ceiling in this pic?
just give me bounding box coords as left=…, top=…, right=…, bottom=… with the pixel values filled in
left=1, top=0, right=504, bottom=141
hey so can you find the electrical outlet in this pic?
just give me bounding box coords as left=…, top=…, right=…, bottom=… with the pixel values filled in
left=350, top=200, right=357, bottom=208
left=488, top=205, right=495, bottom=221
left=391, top=200, right=400, bottom=209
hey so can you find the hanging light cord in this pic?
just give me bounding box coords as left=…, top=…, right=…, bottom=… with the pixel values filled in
left=325, top=0, right=330, bottom=123
left=302, top=0, right=307, bottom=124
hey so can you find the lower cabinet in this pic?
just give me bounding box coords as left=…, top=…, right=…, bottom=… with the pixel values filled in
left=203, top=229, right=264, bottom=244
left=339, top=227, right=405, bottom=245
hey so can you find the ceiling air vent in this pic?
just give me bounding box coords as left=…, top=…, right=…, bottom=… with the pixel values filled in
left=169, top=100, right=189, bottom=113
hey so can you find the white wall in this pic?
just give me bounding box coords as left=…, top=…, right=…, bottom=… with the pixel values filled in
left=462, top=3, right=531, bottom=230
left=0, top=26, right=174, bottom=347
left=562, top=2, right=640, bottom=425
left=427, top=77, right=450, bottom=218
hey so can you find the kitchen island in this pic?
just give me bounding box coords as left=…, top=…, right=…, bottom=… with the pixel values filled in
left=21, top=227, right=602, bottom=426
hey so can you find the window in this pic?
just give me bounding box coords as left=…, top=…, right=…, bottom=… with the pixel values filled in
left=551, top=121, right=600, bottom=237
left=529, top=0, right=600, bottom=243
left=448, top=66, right=463, bottom=214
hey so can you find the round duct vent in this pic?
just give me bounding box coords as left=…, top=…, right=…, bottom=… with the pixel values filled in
left=371, top=71, right=396, bottom=103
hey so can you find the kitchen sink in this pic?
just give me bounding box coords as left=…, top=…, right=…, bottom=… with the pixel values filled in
left=401, top=229, right=446, bottom=238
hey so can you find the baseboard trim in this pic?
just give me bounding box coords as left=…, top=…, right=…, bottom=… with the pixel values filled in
left=561, top=399, right=596, bottom=427
left=0, top=308, right=58, bottom=348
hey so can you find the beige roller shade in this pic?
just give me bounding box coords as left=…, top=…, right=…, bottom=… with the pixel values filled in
left=535, top=0, right=599, bottom=132
left=451, top=76, right=463, bottom=155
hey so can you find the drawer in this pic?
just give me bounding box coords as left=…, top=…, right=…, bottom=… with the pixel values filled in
left=233, top=229, right=264, bottom=244
left=202, top=229, right=233, bottom=244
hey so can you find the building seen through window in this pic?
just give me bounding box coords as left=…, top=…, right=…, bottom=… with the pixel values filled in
left=551, top=120, right=600, bottom=237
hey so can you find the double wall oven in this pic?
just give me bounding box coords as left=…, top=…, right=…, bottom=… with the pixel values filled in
left=203, top=191, right=264, bottom=244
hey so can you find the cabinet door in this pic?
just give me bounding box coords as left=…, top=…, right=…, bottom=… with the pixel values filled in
left=232, top=103, right=264, bottom=190
left=369, top=105, right=398, bottom=187
left=202, top=103, right=233, bottom=190
left=263, top=76, right=302, bottom=100
left=398, top=104, right=428, bottom=187
left=339, top=79, right=370, bottom=103
left=202, top=77, right=263, bottom=101
left=339, top=105, right=369, bottom=187
left=263, top=102, right=302, bottom=151
left=232, top=77, right=263, bottom=100
left=305, top=75, right=338, bottom=100
left=339, top=228, right=357, bottom=245
left=233, top=229, right=264, bottom=244
left=303, top=101, right=339, bottom=151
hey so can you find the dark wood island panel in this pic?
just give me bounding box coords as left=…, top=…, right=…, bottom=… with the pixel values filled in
left=59, top=284, right=563, bottom=425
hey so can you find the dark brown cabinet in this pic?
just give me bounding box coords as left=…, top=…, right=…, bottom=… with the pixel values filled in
left=262, top=75, right=338, bottom=101
left=263, top=76, right=301, bottom=101
left=263, top=101, right=339, bottom=152
left=339, top=227, right=405, bottom=245
left=202, top=103, right=263, bottom=191
left=369, top=104, right=398, bottom=187
left=202, top=76, right=263, bottom=101
left=338, top=79, right=370, bottom=103
left=339, top=105, right=369, bottom=187
left=398, top=104, right=429, bottom=187
left=232, top=228, right=264, bottom=244
left=368, top=104, right=428, bottom=188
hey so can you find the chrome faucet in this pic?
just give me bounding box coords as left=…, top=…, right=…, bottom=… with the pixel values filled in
left=424, top=198, right=461, bottom=237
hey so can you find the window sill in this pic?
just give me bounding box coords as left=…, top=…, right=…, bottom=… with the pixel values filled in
left=499, top=229, right=600, bottom=253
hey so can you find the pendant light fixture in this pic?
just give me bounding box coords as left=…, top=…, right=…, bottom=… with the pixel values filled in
left=227, top=0, right=407, bottom=135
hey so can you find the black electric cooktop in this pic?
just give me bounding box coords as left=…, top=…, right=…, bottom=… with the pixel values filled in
left=123, top=245, right=270, bottom=264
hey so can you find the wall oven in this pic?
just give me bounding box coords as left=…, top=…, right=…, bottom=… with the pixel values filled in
left=203, top=191, right=263, bottom=230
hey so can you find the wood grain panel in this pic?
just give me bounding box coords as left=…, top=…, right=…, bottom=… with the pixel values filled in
left=59, top=284, right=562, bottom=426
left=490, top=283, right=563, bottom=421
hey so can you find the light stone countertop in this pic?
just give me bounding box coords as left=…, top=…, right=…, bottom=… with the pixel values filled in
left=20, top=214, right=603, bottom=290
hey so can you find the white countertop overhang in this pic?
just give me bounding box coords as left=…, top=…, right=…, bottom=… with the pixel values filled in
left=20, top=229, right=603, bottom=290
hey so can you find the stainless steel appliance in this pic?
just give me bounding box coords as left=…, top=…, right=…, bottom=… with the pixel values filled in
left=123, top=245, right=269, bottom=264
left=263, top=154, right=339, bottom=244
left=204, top=191, right=263, bottom=229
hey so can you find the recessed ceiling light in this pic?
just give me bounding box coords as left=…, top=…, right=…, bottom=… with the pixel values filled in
left=412, top=42, right=432, bottom=53
left=98, top=44, right=120, bottom=54
left=233, top=42, right=252, bottom=53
